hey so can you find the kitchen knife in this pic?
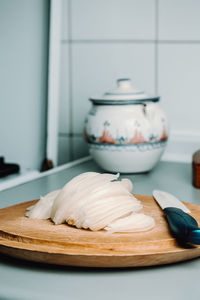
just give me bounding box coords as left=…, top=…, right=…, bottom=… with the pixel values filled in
left=153, top=190, right=200, bottom=245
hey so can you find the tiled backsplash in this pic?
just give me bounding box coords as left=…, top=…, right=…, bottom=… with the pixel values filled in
left=58, top=0, right=200, bottom=165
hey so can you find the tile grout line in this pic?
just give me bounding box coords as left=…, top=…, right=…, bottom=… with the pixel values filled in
left=62, top=39, right=156, bottom=44
left=59, top=133, right=83, bottom=137
left=157, top=40, right=200, bottom=44
left=68, top=0, right=74, bottom=161
left=61, top=39, right=200, bottom=44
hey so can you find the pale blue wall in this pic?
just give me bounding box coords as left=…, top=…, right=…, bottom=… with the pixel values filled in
left=0, top=0, right=49, bottom=171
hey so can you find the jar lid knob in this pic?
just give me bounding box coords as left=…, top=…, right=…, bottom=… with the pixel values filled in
left=117, top=78, right=132, bottom=90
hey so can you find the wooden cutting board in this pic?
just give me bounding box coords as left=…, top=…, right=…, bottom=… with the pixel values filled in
left=0, top=194, right=200, bottom=268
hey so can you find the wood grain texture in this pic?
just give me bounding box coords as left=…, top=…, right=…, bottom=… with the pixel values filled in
left=0, top=194, right=200, bottom=268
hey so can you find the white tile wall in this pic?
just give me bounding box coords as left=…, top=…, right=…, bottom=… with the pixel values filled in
left=58, top=0, right=200, bottom=165
left=72, top=43, right=155, bottom=133
left=158, top=44, right=200, bottom=132
left=158, top=0, right=200, bottom=40
left=71, top=0, right=156, bottom=40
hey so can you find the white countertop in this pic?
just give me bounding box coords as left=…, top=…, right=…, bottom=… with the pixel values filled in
left=0, top=158, right=200, bottom=300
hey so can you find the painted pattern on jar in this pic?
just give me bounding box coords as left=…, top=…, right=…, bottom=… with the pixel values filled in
left=85, top=102, right=168, bottom=145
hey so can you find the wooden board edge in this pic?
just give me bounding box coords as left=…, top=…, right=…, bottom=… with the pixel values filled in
left=0, top=243, right=200, bottom=268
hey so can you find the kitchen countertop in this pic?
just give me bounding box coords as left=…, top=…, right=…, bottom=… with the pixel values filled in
left=0, top=158, right=200, bottom=300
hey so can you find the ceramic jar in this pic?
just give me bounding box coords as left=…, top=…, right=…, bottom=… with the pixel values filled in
left=84, top=79, right=168, bottom=173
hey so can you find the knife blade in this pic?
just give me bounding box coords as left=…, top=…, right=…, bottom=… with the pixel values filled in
left=153, top=190, right=200, bottom=245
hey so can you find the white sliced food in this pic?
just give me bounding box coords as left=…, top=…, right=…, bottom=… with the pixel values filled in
left=82, top=202, right=142, bottom=231
left=105, top=213, right=155, bottom=233
left=52, top=173, right=120, bottom=224
left=26, top=205, right=35, bottom=211
left=50, top=172, right=99, bottom=218
left=62, top=181, right=131, bottom=225
left=25, top=171, right=155, bottom=234
left=121, top=178, right=133, bottom=192
left=70, top=195, right=142, bottom=230
left=51, top=172, right=119, bottom=220
left=25, top=189, right=60, bottom=219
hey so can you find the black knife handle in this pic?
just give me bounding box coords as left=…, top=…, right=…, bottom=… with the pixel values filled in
left=163, top=207, right=200, bottom=245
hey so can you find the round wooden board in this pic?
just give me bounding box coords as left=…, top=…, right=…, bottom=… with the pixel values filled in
left=0, top=194, right=200, bottom=268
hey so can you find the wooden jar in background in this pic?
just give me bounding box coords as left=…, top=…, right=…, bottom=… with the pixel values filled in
left=192, top=150, right=200, bottom=188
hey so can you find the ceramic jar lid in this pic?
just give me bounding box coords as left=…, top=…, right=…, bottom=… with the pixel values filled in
left=90, top=78, right=160, bottom=105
